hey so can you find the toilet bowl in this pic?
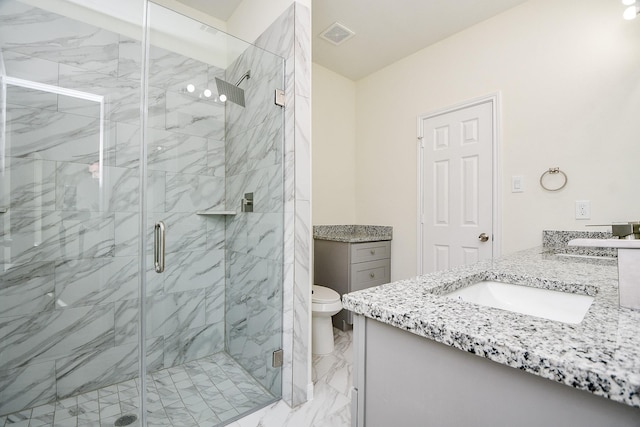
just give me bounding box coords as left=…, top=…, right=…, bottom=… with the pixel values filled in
left=312, top=285, right=343, bottom=355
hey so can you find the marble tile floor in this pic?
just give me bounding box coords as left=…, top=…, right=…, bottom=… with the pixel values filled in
left=1, top=329, right=353, bottom=427
left=229, top=328, right=352, bottom=427
left=0, top=352, right=276, bottom=427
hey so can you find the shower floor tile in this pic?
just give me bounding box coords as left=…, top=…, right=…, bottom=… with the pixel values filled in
left=0, top=352, right=276, bottom=427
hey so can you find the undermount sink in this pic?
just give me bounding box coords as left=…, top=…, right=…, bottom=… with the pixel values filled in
left=445, top=281, right=594, bottom=324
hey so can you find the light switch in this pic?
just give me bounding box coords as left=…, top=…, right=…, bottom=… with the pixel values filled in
left=511, top=175, right=524, bottom=193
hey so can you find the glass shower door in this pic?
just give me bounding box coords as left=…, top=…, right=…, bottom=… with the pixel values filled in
left=142, top=3, right=285, bottom=425
left=0, top=0, right=145, bottom=425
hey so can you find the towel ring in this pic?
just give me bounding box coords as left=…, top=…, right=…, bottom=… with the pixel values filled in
left=539, top=167, right=567, bottom=191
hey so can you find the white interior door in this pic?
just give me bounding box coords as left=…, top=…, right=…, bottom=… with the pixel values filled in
left=419, top=100, right=495, bottom=273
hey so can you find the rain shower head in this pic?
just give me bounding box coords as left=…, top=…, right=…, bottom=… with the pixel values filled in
left=215, top=70, right=250, bottom=107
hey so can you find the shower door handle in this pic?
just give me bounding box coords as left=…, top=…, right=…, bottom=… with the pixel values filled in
left=154, top=221, right=166, bottom=273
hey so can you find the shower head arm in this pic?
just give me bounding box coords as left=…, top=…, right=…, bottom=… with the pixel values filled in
left=235, top=70, right=251, bottom=87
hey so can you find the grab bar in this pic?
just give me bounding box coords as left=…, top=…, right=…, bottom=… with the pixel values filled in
left=154, top=221, right=165, bottom=273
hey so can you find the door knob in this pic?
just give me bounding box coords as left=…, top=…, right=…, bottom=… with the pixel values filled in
left=478, top=232, right=490, bottom=242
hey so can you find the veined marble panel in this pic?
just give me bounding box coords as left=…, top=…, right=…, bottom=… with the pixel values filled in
left=55, top=163, right=138, bottom=212
left=225, top=214, right=248, bottom=255
left=147, top=128, right=209, bottom=175
left=246, top=213, right=283, bottom=262
left=163, top=323, right=224, bottom=367
left=0, top=1, right=120, bottom=76
left=0, top=262, right=55, bottom=318
left=165, top=172, right=225, bottom=212
left=146, top=289, right=206, bottom=339
left=207, top=138, right=226, bottom=178
left=205, top=283, right=225, bottom=326
left=54, top=257, right=138, bottom=308
left=165, top=91, right=225, bottom=139
left=147, top=170, right=167, bottom=213
left=163, top=249, right=224, bottom=294
left=206, top=215, right=226, bottom=251
left=6, top=86, right=57, bottom=111
left=114, top=121, right=140, bottom=168
left=3, top=157, right=56, bottom=211
left=114, top=212, right=139, bottom=257
left=0, top=361, right=56, bottom=416
left=117, top=36, right=142, bottom=80
left=226, top=118, right=283, bottom=177
left=57, top=95, right=101, bottom=119
left=226, top=166, right=283, bottom=216
left=0, top=210, right=115, bottom=263
left=0, top=304, right=114, bottom=369
left=1, top=50, right=59, bottom=85
left=55, top=341, right=139, bottom=399
left=57, top=64, right=156, bottom=127
left=114, top=299, right=138, bottom=346
left=6, top=104, right=115, bottom=165
left=146, top=212, right=207, bottom=253
left=147, top=45, right=209, bottom=92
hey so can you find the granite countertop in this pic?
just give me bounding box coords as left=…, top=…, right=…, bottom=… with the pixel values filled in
left=313, top=225, right=392, bottom=242
left=342, top=247, right=640, bottom=408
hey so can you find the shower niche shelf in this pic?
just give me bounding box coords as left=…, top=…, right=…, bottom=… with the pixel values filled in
left=196, top=210, right=237, bottom=216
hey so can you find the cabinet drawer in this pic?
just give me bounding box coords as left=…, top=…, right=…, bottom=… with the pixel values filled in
left=350, top=259, right=391, bottom=292
left=350, top=241, right=391, bottom=264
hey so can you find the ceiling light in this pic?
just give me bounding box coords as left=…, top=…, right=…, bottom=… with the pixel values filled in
left=622, top=0, right=636, bottom=5
left=623, top=4, right=639, bottom=19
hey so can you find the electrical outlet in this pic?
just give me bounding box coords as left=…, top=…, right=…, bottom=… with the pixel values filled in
left=575, top=200, right=591, bottom=220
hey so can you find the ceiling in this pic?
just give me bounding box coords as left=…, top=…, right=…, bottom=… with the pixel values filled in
left=177, top=0, right=529, bottom=81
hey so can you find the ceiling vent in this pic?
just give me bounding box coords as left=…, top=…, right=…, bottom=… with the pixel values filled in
left=319, top=22, right=355, bottom=46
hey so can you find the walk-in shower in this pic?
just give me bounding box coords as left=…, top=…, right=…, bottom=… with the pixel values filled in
left=0, top=1, right=285, bottom=426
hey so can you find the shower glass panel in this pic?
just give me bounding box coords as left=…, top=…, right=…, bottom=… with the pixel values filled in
left=0, top=0, right=284, bottom=426
left=142, top=3, right=284, bottom=426
left=0, top=0, right=145, bottom=425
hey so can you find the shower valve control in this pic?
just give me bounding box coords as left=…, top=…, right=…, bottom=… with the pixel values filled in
left=242, top=193, right=254, bottom=213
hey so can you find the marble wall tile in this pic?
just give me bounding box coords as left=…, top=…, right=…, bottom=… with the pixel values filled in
left=6, top=105, right=113, bottom=165
left=55, top=341, right=139, bottom=399
left=0, top=2, right=120, bottom=76
left=6, top=86, right=57, bottom=111
left=54, top=257, right=138, bottom=307
left=115, top=299, right=139, bottom=346
left=0, top=361, right=56, bottom=416
left=165, top=91, right=225, bottom=139
left=114, top=212, right=139, bottom=256
left=147, top=128, right=209, bottom=175
left=117, top=36, right=141, bottom=80
left=207, top=138, right=226, bottom=177
left=163, top=323, right=224, bottom=367
left=165, top=172, right=225, bottom=212
left=55, top=163, right=138, bottom=212
left=3, top=157, right=56, bottom=211
left=163, top=249, right=224, bottom=294
left=226, top=119, right=283, bottom=177
left=146, top=289, right=206, bottom=339
left=1, top=50, right=59, bottom=85
left=205, top=284, right=225, bottom=326
left=0, top=262, right=55, bottom=318
left=0, top=304, right=114, bottom=369
left=206, top=216, right=226, bottom=250
left=247, top=213, right=284, bottom=262
left=147, top=45, right=209, bottom=92
left=0, top=210, right=115, bottom=263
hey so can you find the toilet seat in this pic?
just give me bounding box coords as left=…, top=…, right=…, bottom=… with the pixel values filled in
left=312, top=285, right=340, bottom=304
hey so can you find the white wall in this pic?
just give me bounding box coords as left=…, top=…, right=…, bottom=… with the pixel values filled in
left=227, top=0, right=310, bottom=43
left=312, top=63, right=358, bottom=224
left=351, top=0, right=640, bottom=280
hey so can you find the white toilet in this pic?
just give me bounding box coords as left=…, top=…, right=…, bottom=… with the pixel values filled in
left=311, top=285, right=343, bottom=355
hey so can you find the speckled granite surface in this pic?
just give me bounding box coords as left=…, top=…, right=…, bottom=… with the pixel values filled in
left=342, top=247, right=640, bottom=408
left=313, top=225, right=392, bottom=242
left=543, top=230, right=617, bottom=258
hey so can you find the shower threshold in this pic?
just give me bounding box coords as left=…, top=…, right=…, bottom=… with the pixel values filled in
left=0, top=352, right=277, bottom=427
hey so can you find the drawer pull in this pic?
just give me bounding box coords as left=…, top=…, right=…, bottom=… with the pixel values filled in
left=370, top=249, right=376, bottom=255
left=369, top=272, right=375, bottom=279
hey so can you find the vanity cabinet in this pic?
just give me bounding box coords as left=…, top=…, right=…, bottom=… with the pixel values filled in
left=314, top=239, right=391, bottom=330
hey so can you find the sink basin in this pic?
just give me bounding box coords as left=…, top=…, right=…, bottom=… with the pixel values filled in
left=445, top=281, right=594, bottom=324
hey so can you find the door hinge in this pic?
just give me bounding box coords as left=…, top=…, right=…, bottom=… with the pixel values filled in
left=272, top=349, right=283, bottom=367
left=274, top=89, right=285, bottom=107
left=418, top=136, right=424, bottom=148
